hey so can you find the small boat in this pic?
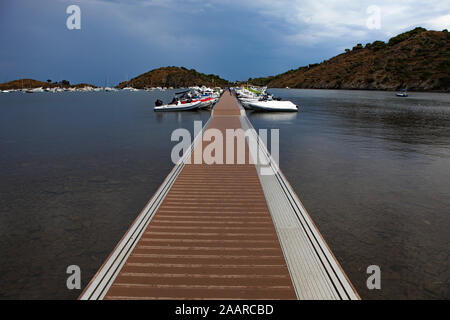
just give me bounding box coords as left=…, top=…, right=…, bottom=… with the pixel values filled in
left=245, top=100, right=298, bottom=112
left=194, top=97, right=217, bottom=109
left=240, top=98, right=260, bottom=110
left=122, top=87, right=139, bottom=91
left=154, top=99, right=201, bottom=112
left=396, top=89, right=408, bottom=97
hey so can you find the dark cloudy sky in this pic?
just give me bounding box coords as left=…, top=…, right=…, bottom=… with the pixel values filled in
left=0, top=0, right=448, bottom=85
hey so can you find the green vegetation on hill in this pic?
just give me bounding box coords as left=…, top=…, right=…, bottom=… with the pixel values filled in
left=117, top=66, right=229, bottom=88
left=247, top=28, right=450, bottom=91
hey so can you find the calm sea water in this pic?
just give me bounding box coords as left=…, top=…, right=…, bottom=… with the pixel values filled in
left=0, top=89, right=448, bottom=299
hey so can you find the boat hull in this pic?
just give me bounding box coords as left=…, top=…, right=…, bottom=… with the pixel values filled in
left=246, top=101, right=298, bottom=112
left=154, top=101, right=201, bottom=112
left=198, top=98, right=215, bottom=109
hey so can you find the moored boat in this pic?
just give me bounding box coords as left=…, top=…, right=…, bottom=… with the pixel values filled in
left=245, top=100, right=298, bottom=112
left=396, top=89, right=408, bottom=97
left=194, top=97, right=217, bottom=109
left=154, top=100, right=201, bottom=112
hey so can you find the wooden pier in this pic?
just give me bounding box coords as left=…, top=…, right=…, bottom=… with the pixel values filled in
left=79, top=91, right=359, bottom=300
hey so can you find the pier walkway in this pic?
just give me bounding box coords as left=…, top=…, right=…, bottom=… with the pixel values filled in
left=79, top=91, right=359, bottom=300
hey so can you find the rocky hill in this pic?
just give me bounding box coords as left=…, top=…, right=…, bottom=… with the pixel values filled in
left=0, top=79, right=54, bottom=90
left=0, top=79, right=96, bottom=90
left=249, top=28, right=450, bottom=91
left=117, top=66, right=229, bottom=88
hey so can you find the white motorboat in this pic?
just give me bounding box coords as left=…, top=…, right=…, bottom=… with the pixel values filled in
left=79, top=86, right=94, bottom=92
left=122, top=87, right=139, bottom=91
left=154, top=100, right=201, bottom=112
left=25, top=87, right=45, bottom=93
left=240, top=98, right=259, bottom=109
left=197, top=97, right=217, bottom=109
left=239, top=97, right=260, bottom=104
left=245, top=100, right=298, bottom=112
left=396, top=89, right=408, bottom=97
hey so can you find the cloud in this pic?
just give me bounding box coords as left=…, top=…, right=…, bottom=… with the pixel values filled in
left=1, top=0, right=449, bottom=83
left=73, top=0, right=450, bottom=50
left=222, top=0, right=450, bottom=45
left=426, top=14, right=450, bottom=30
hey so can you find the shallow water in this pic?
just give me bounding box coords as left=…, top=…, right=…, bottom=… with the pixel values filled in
left=0, top=89, right=448, bottom=299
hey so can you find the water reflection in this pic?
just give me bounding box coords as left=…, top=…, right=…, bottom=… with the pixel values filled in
left=246, top=110, right=299, bottom=122
left=154, top=108, right=209, bottom=125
